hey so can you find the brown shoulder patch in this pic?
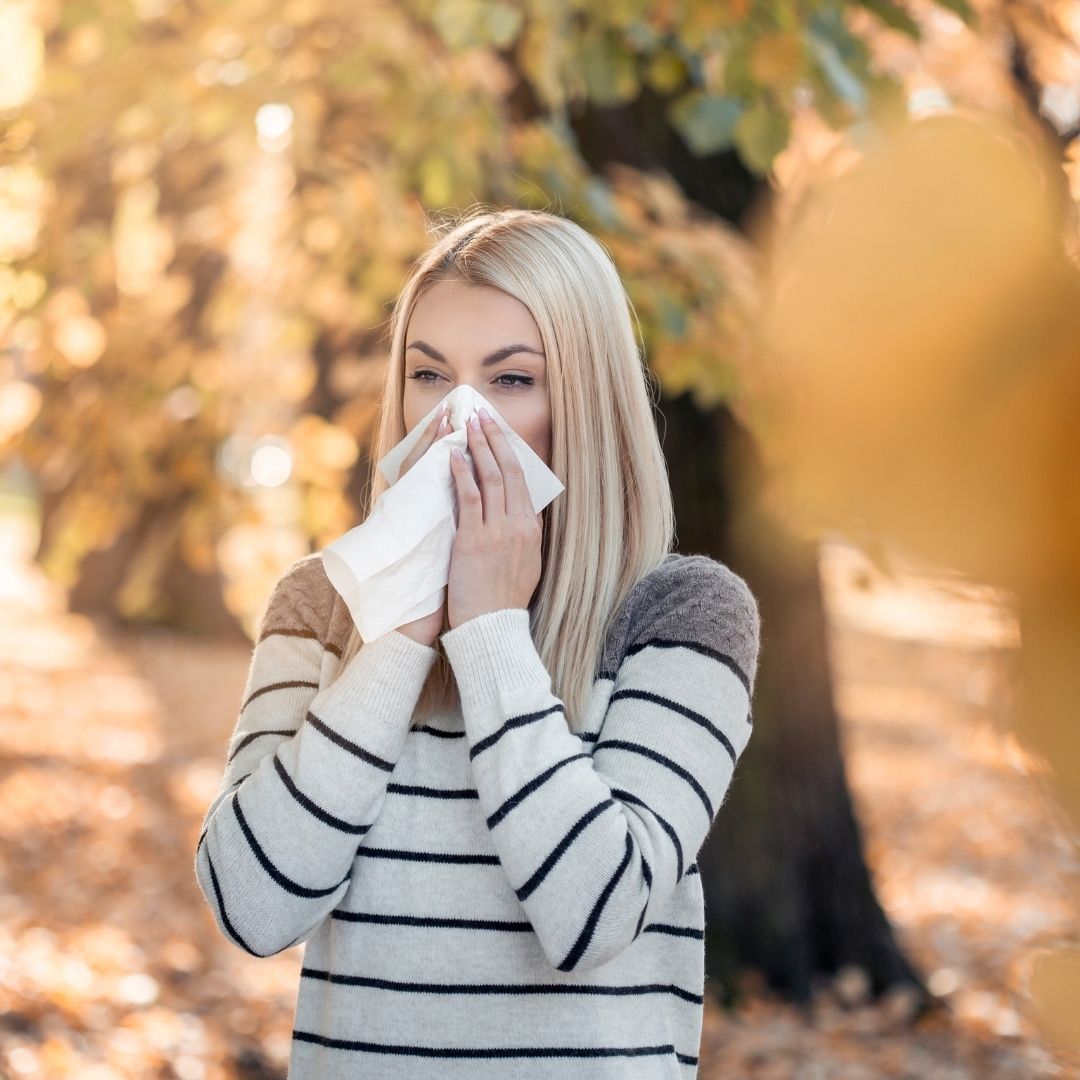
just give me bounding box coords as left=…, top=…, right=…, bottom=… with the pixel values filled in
left=257, top=553, right=338, bottom=648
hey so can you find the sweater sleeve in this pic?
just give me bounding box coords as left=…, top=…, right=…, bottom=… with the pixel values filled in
left=439, top=555, right=760, bottom=973
left=194, top=553, right=439, bottom=958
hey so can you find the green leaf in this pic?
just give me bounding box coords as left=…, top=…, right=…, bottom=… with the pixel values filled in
left=806, top=23, right=867, bottom=110
left=517, top=18, right=566, bottom=112
left=644, top=48, right=688, bottom=95
left=667, top=90, right=744, bottom=156
left=623, top=21, right=661, bottom=52
left=484, top=3, right=524, bottom=48
left=57, top=1, right=101, bottom=31
left=431, top=0, right=523, bottom=51
left=595, top=0, right=652, bottom=31
left=326, top=51, right=372, bottom=89
left=581, top=28, right=640, bottom=106
left=722, top=38, right=758, bottom=97
left=418, top=155, right=454, bottom=206
left=864, top=72, right=909, bottom=127
left=733, top=97, right=790, bottom=173
left=804, top=63, right=857, bottom=130
left=431, top=0, right=484, bottom=50
left=929, top=0, right=980, bottom=29
left=851, top=0, right=921, bottom=39
left=657, top=292, right=688, bottom=337
left=582, top=177, right=619, bottom=229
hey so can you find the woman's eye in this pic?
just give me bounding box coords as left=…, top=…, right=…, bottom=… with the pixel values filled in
left=407, top=370, right=533, bottom=389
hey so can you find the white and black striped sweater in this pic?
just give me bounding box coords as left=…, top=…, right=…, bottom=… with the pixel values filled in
left=194, top=550, right=761, bottom=1079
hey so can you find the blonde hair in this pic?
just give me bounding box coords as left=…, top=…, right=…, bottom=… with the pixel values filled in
left=328, top=205, right=675, bottom=731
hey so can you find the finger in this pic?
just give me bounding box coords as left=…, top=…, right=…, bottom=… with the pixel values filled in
left=403, top=406, right=448, bottom=472
left=466, top=413, right=505, bottom=520
left=449, top=447, right=482, bottom=532
left=427, top=404, right=449, bottom=445
left=477, top=411, right=532, bottom=519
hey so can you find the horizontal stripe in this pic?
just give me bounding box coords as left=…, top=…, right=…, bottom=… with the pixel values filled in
left=233, top=792, right=352, bottom=898
left=292, top=1030, right=677, bottom=1060
left=303, top=841, right=701, bottom=872
left=469, top=702, right=566, bottom=761
left=592, top=739, right=715, bottom=820
left=304, top=709, right=395, bottom=771
left=486, top=752, right=589, bottom=828
left=410, top=722, right=591, bottom=744
left=241, top=678, right=319, bottom=712
left=610, top=786, right=684, bottom=882
left=258, top=624, right=341, bottom=658
left=386, top=780, right=480, bottom=799
left=414, top=724, right=466, bottom=739
left=430, top=720, right=598, bottom=747
left=227, top=728, right=294, bottom=764
left=299, top=967, right=704, bottom=1004
left=608, top=686, right=741, bottom=761
left=625, top=634, right=751, bottom=697
left=326, top=908, right=702, bottom=941
left=515, top=798, right=616, bottom=901
left=196, top=772, right=250, bottom=850
left=353, top=846, right=501, bottom=866
left=201, top=839, right=261, bottom=957
left=558, top=830, right=635, bottom=971
left=272, top=753, right=371, bottom=834
left=331, top=909, right=534, bottom=930
left=634, top=893, right=649, bottom=939
left=643, top=923, right=704, bottom=940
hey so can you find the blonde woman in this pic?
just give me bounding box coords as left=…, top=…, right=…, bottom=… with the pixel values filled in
left=194, top=206, right=762, bottom=1079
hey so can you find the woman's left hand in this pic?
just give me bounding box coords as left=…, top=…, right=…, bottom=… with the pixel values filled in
left=446, top=407, right=544, bottom=630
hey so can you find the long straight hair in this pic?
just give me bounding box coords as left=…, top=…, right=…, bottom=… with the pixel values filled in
left=326, top=205, right=676, bottom=731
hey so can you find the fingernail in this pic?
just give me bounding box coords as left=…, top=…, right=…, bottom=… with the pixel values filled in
left=478, top=407, right=492, bottom=423
left=469, top=413, right=480, bottom=431
left=438, top=413, right=448, bottom=432
left=452, top=447, right=464, bottom=460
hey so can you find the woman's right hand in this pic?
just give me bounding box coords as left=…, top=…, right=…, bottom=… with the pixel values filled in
left=394, top=404, right=451, bottom=647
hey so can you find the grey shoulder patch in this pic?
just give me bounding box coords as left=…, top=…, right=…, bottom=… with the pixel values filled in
left=624, top=553, right=761, bottom=697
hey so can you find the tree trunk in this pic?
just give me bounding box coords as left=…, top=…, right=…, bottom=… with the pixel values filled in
left=657, top=392, right=938, bottom=1015
left=36, top=488, right=245, bottom=640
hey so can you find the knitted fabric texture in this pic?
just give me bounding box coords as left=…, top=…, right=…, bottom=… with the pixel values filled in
left=194, top=550, right=761, bottom=1079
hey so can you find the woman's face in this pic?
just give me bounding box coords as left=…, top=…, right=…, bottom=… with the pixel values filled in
left=402, top=279, right=551, bottom=467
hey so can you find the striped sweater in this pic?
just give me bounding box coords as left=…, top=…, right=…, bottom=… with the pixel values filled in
left=194, top=549, right=761, bottom=1079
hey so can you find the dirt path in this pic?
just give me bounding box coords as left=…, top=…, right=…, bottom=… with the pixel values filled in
left=0, top=511, right=1076, bottom=1078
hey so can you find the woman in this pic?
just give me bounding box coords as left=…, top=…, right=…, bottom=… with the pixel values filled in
left=194, top=206, right=762, bottom=1079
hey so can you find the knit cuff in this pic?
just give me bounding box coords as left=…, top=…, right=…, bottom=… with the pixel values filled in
left=321, top=628, right=439, bottom=729
left=440, top=608, right=551, bottom=713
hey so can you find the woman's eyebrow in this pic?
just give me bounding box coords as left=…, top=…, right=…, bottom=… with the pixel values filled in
left=406, top=340, right=545, bottom=367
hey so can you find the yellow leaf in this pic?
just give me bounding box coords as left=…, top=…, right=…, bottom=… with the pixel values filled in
left=749, top=31, right=805, bottom=90
left=419, top=155, right=454, bottom=207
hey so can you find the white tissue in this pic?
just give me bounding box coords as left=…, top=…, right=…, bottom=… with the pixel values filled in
left=321, top=384, right=565, bottom=642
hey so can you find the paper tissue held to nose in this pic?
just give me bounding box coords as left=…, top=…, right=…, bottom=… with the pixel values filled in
left=320, top=385, right=565, bottom=642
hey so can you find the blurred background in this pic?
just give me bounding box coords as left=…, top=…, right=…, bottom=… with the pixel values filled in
left=2, top=0, right=1080, bottom=1076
